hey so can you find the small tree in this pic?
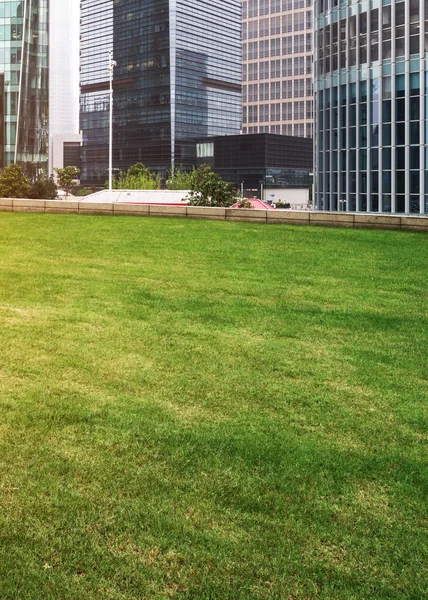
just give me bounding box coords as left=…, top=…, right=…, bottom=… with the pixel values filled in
left=109, top=163, right=161, bottom=190
left=71, top=185, right=95, bottom=197
left=166, top=167, right=195, bottom=190
left=28, top=176, right=58, bottom=200
left=186, top=165, right=236, bottom=207
left=126, top=162, right=151, bottom=179
left=54, top=166, right=80, bottom=198
left=0, top=163, right=30, bottom=198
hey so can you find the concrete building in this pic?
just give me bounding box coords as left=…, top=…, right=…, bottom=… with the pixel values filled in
left=0, top=0, right=49, bottom=176
left=80, top=0, right=242, bottom=186
left=242, top=0, right=313, bottom=138
left=314, top=0, right=428, bottom=215
left=49, top=0, right=80, bottom=176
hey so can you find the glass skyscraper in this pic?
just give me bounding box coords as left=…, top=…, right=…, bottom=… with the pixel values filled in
left=314, top=0, right=428, bottom=215
left=0, top=0, right=49, bottom=176
left=80, top=0, right=242, bottom=186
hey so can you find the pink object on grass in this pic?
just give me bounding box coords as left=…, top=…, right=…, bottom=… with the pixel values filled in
left=231, top=198, right=275, bottom=210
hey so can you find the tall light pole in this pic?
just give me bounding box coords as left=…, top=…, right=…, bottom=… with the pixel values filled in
left=107, top=51, right=117, bottom=193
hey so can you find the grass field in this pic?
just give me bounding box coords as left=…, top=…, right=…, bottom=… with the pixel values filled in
left=0, top=213, right=427, bottom=600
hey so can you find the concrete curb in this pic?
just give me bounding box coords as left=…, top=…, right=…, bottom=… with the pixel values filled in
left=1, top=199, right=427, bottom=232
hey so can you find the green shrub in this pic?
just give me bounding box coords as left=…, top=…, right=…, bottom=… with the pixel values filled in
left=0, top=163, right=30, bottom=198
left=110, top=163, right=161, bottom=190
left=28, top=176, right=58, bottom=199
left=166, top=167, right=195, bottom=190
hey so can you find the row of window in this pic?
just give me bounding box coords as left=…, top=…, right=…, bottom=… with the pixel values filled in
left=316, top=1, right=425, bottom=76
left=316, top=0, right=405, bottom=18
left=244, top=19, right=313, bottom=41
left=0, top=2, right=24, bottom=19
left=244, top=100, right=313, bottom=122
left=243, top=11, right=311, bottom=33
left=243, top=78, right=313, bottom=100
left=316, top=70, right=427, bottom=213
left=243, top=0, right=311, bottom=19
left=244, top=55, right=311, bottom=77
left=243, top=122, right=313, bottom=138
left=243, top=36, right=312, bottom=59
left=244, top=59, right=311, bottom=81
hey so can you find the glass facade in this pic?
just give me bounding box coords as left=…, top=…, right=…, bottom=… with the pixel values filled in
left=314, top=0, right=428, bottom=215
left=202, top=132, right=313, bottom=193
left=80, top=0, right=242, bottom=186
left=0, top=0, right=49, bottom=175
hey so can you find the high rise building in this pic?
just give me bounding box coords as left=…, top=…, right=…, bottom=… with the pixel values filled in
left=49, top=0, right=80, bottom=176
left=242, top=0, right=313, bottom=139
left=80, top=0, right=242, bottom=186
left=314, top=0, right=428, bottom=215
left=49, top=1, right=79, bottom=139
left=0, top=0, right=49, bottom=176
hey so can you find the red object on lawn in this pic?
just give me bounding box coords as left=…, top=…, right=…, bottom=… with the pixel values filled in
left=231, top=198, right=275, bottom=210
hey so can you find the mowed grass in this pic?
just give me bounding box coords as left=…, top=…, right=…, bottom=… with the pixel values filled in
left=0, top=213, right=427, bottom=600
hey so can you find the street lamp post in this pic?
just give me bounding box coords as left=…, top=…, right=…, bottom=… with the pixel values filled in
left=107, top=50, right=117, bottom=193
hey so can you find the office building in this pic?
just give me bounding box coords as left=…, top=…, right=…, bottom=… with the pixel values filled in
left=49, top=0, right=80, bottom=176
left=80, top=0, right=242, bottom=186
left=314, top=0, right=428, bottom=215
left=242, top=0, right=313, bottom=138
left=196, top=133, right=313, bottom=202
left=0, top=0, right=49, bottom=176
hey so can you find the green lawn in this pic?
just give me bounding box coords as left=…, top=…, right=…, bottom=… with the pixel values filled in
left=0, top=213, right=427, bottom=600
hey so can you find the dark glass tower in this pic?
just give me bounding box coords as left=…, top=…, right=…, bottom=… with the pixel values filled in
left=0, top=0, right=49, bottom=176
left=80, top=0, right=242, bottom=186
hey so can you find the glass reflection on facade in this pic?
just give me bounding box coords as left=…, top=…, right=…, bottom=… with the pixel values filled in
left=196, top=133, right=313, bottom=195
left=0, top=0, right=49, bottom=175
left=80, top=0, right=242, bottom=185
left=314, top=0, right=428, bottom=215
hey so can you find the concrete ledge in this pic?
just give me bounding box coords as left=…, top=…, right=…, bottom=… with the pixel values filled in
left=358, top=223, right=401, bottom=230
left=354, top=214, right=401, bottom=229
left=270, top=218, right=310, bottom=226
left=227, top=216, right=268, bottom=224
left=113, top=203, right=150, bottom=216
left=45, top=200, right=80, bottom=214
left=354, top=214, right=400, bottom=225
left=1, top=199, right=427, bottom=232
left=226, top=208, right=267, bottom=221
left=148, top=205, right=187, bottom=217
left=400, top=216, right=428, bottom=231
left=311, top=220, right=355, bottom=228
left=12, top=199, right=45, bottom=212
left=0, top=198, right=13, bottom=211
left=187, top=206, right=226, bottom=219
left=310, top=213, right=354, bottom=225
left=78, top=203, right=113, bottom=215
left=267, top=211, right=310, bottom=226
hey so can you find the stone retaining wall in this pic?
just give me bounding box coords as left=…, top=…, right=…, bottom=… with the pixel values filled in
left=1, top=198, right=427, bottom=232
